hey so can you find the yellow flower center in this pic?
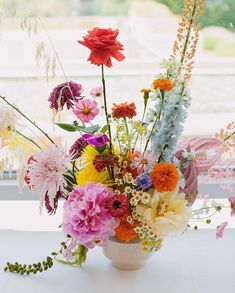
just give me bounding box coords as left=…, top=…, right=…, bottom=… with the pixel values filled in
left=83, top=107, right=90, bottom=114
left=231, top=203, right=235, bottom=211
left=141, top=159, right=148, bottom=165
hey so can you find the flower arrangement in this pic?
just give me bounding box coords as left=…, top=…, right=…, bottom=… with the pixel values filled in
left=1, top=0, right=235, bottom=275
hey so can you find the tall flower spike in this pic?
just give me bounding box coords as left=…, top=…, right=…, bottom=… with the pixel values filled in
left=172, top=0, right=206, bottom=81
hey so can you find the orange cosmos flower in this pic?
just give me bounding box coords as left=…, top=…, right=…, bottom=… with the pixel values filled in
left=115, top=216, right=138, bottom=242
left=151, top=163, right=179, bottom=192
left=153, top=78, right=173, bottom=92
left=112, top=102, right=136, bottom=119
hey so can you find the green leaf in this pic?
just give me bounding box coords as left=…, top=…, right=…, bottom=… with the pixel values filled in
left=55, top=123, right=78, bottom=132
left=81, top=124, right=100, bottom=134
left=100, top=124, right=108, bottom=133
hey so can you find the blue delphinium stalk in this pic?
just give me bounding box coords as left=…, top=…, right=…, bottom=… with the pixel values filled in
left=151, top=87, right=191, bottom=162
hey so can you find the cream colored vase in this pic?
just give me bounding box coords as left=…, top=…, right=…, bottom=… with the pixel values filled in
left=103, top=237, right=154, bottom=270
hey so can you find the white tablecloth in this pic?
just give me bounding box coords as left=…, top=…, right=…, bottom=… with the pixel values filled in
left=0, top=229, right=235, bottom=293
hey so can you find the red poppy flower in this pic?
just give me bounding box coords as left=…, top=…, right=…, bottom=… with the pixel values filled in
left=78, top=27, right=125, bottom=67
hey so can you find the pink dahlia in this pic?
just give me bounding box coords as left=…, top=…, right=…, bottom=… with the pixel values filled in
left=73, top=99, right=99, bottom=123
left=62, top=183, right=119, bottom=248
left=131, top=150, right=157, bottom=174
left=90, top=86, right=103, bottom=98
left=28, top=144, right=70, bottom=209
left=216, top=222, right=228, bottom=240
left=48, top=81, right=83, bottom=111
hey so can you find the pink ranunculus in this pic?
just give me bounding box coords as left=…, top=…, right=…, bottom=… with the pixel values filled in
left=216, top=222, right=228, bottom=240
left=73, top=99, right=99, bottom=123
left=228, top=197, right=235, bottom=217
left=62, top=183, right=119, bottom=249
left=90, top=86, right=103, bottom=98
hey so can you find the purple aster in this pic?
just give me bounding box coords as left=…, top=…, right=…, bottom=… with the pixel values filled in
left=82, top=133, right=109, bottom=147
left=136, top=174, right=152, bottom=190
left=69, top=137, right=88, bottom=159
left=48, top=81, right=83, bottom=111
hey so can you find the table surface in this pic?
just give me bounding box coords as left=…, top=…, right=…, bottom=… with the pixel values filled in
left=1, top=229, right=235, bottom=293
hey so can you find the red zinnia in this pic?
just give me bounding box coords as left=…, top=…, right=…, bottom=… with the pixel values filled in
left=106, top=195, right=129, bottom=218
left=112, top=102, right=137, bottom=119
left=78, top=27, right=125, bottom=68
left=93, top=153, right=119, bottom=172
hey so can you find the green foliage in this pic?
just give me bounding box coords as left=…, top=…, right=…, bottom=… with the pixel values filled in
left=55, top=123, right=100, bottom=134
left=203, top=36, right=235, bottom=56
left=156, top=0, right=235, bottom=32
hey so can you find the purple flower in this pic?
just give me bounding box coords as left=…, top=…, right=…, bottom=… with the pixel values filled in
left=62, top=183, right=119, bottom=249
left=69, top=137, right=88, bottom=159
left=48, top=81, right=83, bottom=112
left=82, top=133, right=109, bottom=147
left=136, top=174, right=152, bottom=190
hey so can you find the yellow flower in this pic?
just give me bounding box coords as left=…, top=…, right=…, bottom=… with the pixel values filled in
left=75, top=167, right=112, bottom=187
left=136, top=190, right=192, bottom=237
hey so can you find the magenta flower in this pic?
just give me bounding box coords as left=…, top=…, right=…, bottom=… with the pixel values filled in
left=69, top=137, right=88, bottom=159
left=62, top=183, right=119, bottom=249
left=131, top=150, right=157, bottom=173
left=216, top=222, right=228, bottom=240
left=228, top=197, right=235, bottom=216
left=90, top=86, right=103, bottom=98
left=73, top=99, right=99, bottom=123
left=82, top=133, right=109, bottom=147
left=48, top=81, right=83, bottom=112
left=28, top=144, right=70, bottom=209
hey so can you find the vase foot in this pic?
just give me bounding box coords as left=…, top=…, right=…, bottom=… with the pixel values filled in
left=111, top=261, right=145, bottom=270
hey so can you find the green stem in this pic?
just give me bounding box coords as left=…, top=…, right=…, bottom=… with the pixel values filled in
left=101, top=65, right=112, bottom=151
left=143, top=94, right=165, bottom=153
left=178, top=1, right=197, bottom=75
left=0, top=96, right=55, bottom=144
left=133, top=97, right=148, bottom=151
left=224, top=131, right=235, bottom=142
left=124, top=117, right=131, bottom=152
left=15, top=130, right=41, bottom=149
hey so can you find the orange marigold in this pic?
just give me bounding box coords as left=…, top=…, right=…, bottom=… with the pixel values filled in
left=153, top=78, right=173, bottom=92
left=151, top=163, right=179, bottom=192
left=112, top=102, right=136, bottom=119
left=140, top=88, right=151, bottom=94
left=115, top=217, right=138, bottom=242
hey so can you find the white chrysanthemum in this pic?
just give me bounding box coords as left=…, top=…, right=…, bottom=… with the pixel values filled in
left=28, top=144, right=70, bottom=208
left=136, top=190, right=192, bottom=237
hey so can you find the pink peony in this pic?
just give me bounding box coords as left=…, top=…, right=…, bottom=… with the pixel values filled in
left=73, top=99, right=99, bottom=123
left=62, top=183, right=119, bottom=248
left=131, top=150, right=157, bottom=174
left=90, top=86, right=103, bottom=98
left=216, top=222, right=228, bottom=240
left=28, top=144, right=70, bottom=209
left=228, top=197, right=235, bottom=216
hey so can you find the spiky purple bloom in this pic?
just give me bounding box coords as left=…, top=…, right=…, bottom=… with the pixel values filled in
left=69, top=137, right=88, bottom=159
left=48, top=81, right=83, bottom=111
left=136, top=174, right=152, bottom=190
